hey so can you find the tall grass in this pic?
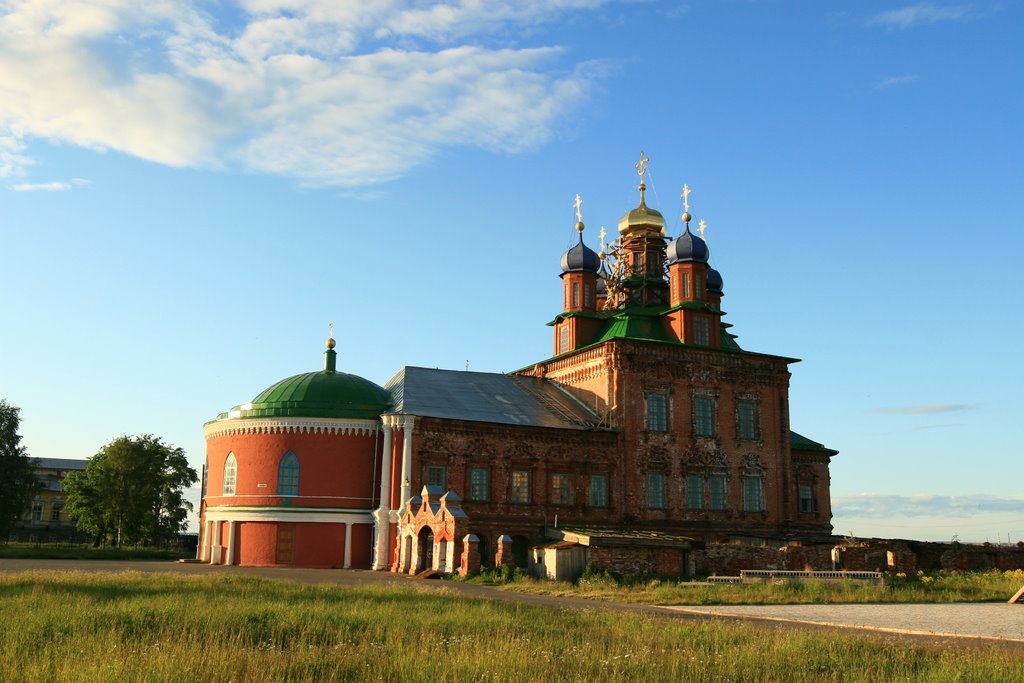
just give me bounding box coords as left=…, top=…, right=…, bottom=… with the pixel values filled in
left=2, top=571, right=1022, bottom=682
left=464, top=567, right=1024, bottom=605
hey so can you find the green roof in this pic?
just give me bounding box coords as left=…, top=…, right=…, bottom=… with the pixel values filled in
left=790, top=430, right=838, bottom=455
left=216, top=370, right=391, bottom=421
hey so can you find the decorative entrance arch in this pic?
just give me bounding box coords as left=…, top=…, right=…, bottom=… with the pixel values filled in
left=395, top=486, right=469, bottom=575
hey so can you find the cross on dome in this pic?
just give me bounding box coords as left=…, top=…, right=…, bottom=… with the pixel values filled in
left=573, top=193, right=583, bottom=224
left=635, top=151, right=649, bottom=185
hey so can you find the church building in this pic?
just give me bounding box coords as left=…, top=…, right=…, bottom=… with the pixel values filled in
left=198, top=156, right=837, bottom=575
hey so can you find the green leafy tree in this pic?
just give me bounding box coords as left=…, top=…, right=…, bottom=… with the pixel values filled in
left=63, top=435, right=197, bottom=546
left=0, top=399, right=36, bottom=538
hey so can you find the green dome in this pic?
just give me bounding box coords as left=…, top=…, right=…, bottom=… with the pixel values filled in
left=220, top=370, right=391, bottom=421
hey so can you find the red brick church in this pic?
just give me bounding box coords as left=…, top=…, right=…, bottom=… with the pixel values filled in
left=198, top=156, right=837, bottom=576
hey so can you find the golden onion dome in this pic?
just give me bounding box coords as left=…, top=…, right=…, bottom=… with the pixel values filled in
left=617, top=184, right=666, bottom=237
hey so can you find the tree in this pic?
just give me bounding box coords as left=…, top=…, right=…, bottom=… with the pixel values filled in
left=63, top=435, right=197, bottom=546
left=0, top=399, right=36, bottom=538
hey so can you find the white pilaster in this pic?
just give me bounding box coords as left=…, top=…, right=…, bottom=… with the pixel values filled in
left=344, top=522, right=352, bottom=569
left=372, top=417, right=395, bottom=571
left=226, top=521, right=237, bottom=566
left=399, top=415, right=416, bottom=508
left=210, top=521, right=222, bottom=565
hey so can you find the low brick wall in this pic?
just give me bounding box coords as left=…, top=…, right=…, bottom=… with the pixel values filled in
left=586, top=545, right=687, bottom=578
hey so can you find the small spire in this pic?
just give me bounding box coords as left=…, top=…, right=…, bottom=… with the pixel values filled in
left=324, top=323, right=337, bottom=373
left=681, top=183, right=692, bottom=227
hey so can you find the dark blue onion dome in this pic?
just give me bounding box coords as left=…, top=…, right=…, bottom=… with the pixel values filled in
left=595, top=260, right=610, bottom=296
left=706, top=267, right=723, bottom=293
left=665, top=226, right=709, bottom=264
left=560, top=225, right=601, bottom=273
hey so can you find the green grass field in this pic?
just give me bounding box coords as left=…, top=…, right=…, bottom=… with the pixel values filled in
left=1, top=571, right=1022, bottom=682
left=0, top=543, right=190, bottom=561
left=463, top=566, right=1024, bottom=605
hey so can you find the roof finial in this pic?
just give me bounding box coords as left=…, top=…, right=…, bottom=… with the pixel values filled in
left=573, top=193, right=584, bottom=231
left=681, top=183, right=692, bottom=227
left=635, top=151, right=650, bottom=203
left=698, top=218, right=707, bottom=240
left=327, top=321, right=336, bottom=349
left=598, top=225, right=607, bottom=252
left=324, top=323, right=338, bottom=372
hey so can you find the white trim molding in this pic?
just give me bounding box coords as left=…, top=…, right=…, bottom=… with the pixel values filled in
left=204, top=416, right=380, bottom=440
left=204, top=505, right=374, bottom=525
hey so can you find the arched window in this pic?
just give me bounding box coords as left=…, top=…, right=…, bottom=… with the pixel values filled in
left=222, top=453, right=237, bottom=496
left=278, top=451, right=299, bottom=496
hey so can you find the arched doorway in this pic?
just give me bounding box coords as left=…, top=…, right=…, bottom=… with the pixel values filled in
left=512, top=535, right=530, bottom=568
left=417, top=527, right=434, bottom=572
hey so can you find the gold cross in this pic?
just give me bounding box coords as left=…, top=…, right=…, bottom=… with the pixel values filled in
left=635, top=151, right=649, bottom=183
left=573, top=193, right=583, bottom=223
left=698, top=219, right=707, bottom=240
left=681, top=183, right=691, bottom=213
left=598, top=226, right=607, bottom=252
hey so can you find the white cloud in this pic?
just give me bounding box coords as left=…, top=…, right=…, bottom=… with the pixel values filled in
left=869, top=3, right=972, bottom=30
left=9, top=178, right=89, bottom=191
left=875, top=74, right=919, bottom=89
left=0, top=0, right=607, bottom=187
left=833, top=493, right=1024, bottom=519
left=874, top=402, right=980, bottom=414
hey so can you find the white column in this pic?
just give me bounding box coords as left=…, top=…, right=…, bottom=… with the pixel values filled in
left=399, top=416, right=416, bottom=508
left=210, top=520, right=222, bottom=565
left=344, top=523, right=353, bottom=569
left=378, top=419, right=394, bottom=511
left=372, top=418, right=394, bottom=571
left=225, top=521, right=237, bottom=566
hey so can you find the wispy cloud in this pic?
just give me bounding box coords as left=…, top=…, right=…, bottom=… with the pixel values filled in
left=0, top=1, right=612, bottom=188
left=834, top=493, right=1024, bottom=519
left=874, top=402, right=980, bottom=415
left=9, top=178, right=90, bottom=192
left=875, top=74, right=919, bottom=89
left=869, top=3, right=972, bottom=30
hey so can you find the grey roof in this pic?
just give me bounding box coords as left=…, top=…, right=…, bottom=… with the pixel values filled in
left=384, top=366, right=602, bottom=430
left=32, top=458, right=87, bottom=470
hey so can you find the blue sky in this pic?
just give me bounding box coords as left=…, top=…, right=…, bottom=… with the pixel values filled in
left=2, top=1, right=1021, bottom=542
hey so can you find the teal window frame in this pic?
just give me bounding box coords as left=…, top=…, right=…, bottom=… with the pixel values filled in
left=646, top=392, right=668, bottom=432
left=470, top=467, right=489, bottom=502
left=686, top=475, right=704, bottom=510
left=589, top=474, right=608, bottom=507
left=510, top=470, right=530, bottom=504
left=277, top=451, right=299, bottom=496
left=647, top=472, right=666, bottom=509
left=693, top=396, right=714, bottom=436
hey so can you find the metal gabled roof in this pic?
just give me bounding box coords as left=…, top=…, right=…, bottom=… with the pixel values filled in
left=32, top=458, right=88, bottom=471
left=383, top=366, right=602, bottom=430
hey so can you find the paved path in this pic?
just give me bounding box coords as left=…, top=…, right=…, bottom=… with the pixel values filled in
left=3, top=560, right=1023, bottom=649
left=663, top=603, right=1024, bottom=644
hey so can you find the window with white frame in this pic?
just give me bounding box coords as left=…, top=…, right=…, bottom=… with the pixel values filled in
left=222, top=453, right=237, bottom=496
